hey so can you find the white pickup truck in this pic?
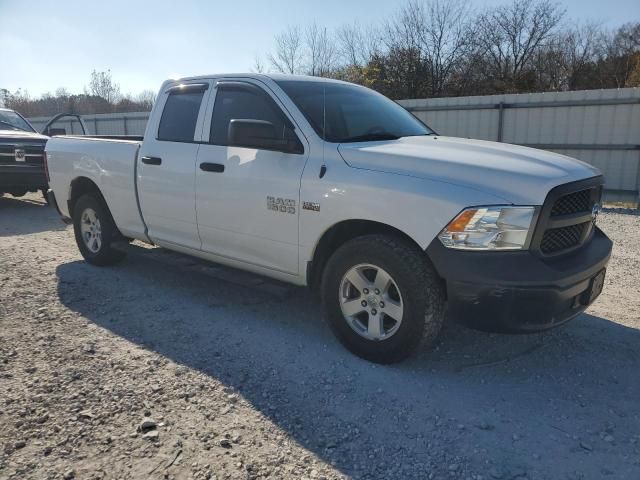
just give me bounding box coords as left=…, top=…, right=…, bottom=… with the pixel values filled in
left=46, top=74, right=612, bottom=363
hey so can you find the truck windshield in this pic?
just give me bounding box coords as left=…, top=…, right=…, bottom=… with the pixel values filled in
left=275, top=80, right=433, bottom=143
left=0, top=110, right=35, bottom=132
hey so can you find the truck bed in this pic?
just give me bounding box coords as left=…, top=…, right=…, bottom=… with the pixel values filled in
left=46, top=135, right=146, bottom=239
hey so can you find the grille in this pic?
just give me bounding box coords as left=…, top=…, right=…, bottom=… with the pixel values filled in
left=540, top=222, right=588, bottom=254
left=0, top=143, right=45, bottom=165
left=533, top=180, right=602, bottom=256
left=550, top=189, right=592, bottom=216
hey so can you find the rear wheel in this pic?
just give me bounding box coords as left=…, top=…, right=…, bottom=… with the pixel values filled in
left=321, top=234, right=445, bottom=363
left=73, top=194, right=125, bottom=266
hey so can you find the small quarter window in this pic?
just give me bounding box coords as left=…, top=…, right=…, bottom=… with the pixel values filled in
left=157, top=90, right=204, bottom=143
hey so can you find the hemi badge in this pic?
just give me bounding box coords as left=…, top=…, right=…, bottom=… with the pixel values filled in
left=303, top=201, right=320, bottom=212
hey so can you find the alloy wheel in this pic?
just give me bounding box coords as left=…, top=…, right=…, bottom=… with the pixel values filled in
left=339, top=263, right=404, bottom=341
left=80, top=208, right=102, bottom=253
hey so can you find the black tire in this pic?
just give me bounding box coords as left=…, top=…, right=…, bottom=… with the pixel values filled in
left=72, top=194, right=126, bottom=266
left=321, top=234, right=445, bottom=364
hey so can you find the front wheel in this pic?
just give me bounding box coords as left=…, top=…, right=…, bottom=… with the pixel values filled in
left=321, top=234, right=445, bottom=364
left=73, top=194, right=126, bottom=266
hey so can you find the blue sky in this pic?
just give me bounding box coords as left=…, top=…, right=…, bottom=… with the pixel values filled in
left=1, top=0, right=638, bottom=97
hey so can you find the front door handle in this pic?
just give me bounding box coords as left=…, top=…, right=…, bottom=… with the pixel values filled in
left=200, top=162, right=225, bottom=173
left=141, top=156, right=162, bottom=165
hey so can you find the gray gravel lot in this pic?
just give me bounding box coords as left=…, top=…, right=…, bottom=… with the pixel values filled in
left=1, top=193, right=639, bottom=480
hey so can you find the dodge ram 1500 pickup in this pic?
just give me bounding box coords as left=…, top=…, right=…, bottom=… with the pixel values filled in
left=46, top=74, right=612, bottom=363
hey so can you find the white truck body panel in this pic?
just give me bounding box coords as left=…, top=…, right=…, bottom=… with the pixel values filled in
left=46, top=73, right=602, bottom=287
left=338, top=135, right=600, bottom=205
left=296, top=144, right=507, bottom=273
left=193, top=78, right=311, bottom=275
left=137, top=139, right=202, bottom=249
left=136, top=80, right=209, bottom=250
left=46, top=136, right=145, bottom=239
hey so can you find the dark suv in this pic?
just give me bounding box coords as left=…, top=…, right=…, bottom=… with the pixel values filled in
left=0, top=107, right=49, bottom=200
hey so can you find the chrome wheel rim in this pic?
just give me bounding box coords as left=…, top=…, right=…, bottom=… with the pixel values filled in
left=80, top=208, right=102, bottom=253
left=339, top=263, right=404, bottom=341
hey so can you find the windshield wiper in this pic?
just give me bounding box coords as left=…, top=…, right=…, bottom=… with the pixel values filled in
left=0, top=120, right=28, bottom=132
left=340, top=133, right=401, bottom=143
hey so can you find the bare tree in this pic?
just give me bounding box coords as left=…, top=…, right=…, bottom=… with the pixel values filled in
left=252, top=54, right=266, bottom=73
left=268, top=26, right=304, bottom=74
left=535, top=22, right=602, bottom=90
left=55, top=87, right=70, bottom=98
left=383, top=3, right=430, bottom=98
left=4, top=89, right=34, bottom=116
left=85, top=69, right=121, bottom=104
left=305, top=22, right=337, bottom=76
left=559, top=22, right=602, bottom=89
left=135, top=90, right=156, bottom=111
left=407, top=0, right=476, bottom=96
left=385, top=2, right=422, bottom=53
left=257, top=1, right=634, bottom=97
left=597, top=23, right=640, bottom=87
left=337, top=22, right=379, bottom=68
left=477, top=0, right=565, bottom=90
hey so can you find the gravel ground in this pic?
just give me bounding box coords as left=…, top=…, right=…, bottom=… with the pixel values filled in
left=0, top=193, right=639, bottom=480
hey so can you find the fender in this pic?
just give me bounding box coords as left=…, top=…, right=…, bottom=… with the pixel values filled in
left=298, top=145, right=508, bottom=280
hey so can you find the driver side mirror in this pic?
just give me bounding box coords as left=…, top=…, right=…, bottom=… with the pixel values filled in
left=228, top=119, right=303, bottom=154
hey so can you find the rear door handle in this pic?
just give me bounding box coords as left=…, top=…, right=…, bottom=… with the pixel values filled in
left=200, top=162, right=225, bottom=173
left=141, top=156, right=162, bottom=165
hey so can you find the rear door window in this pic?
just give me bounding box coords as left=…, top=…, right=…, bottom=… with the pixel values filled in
left=157, top=90, right=205, bottom=143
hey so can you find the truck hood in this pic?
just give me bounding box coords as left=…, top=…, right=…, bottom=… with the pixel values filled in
left=338, top=136, right=600, bottom=205
left=0, top=129, right=49, bottom=142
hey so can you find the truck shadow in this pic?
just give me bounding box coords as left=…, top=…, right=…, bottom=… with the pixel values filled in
left=0, top=194, right=67, bottom=236
left=54, top=244, right=640, bottom=479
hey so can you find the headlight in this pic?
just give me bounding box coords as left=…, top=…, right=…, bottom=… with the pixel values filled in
left=438, top=206, right=536, bottom=250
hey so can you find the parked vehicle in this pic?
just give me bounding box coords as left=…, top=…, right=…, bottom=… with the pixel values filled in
left=0, top=109, right=87, bottom=201
left=0, top=108, right=49, bottom=199
left=45, top=74, right=612, bottom=363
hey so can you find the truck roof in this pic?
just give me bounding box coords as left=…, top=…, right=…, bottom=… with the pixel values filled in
left=171, top=73, right=353, bottom=85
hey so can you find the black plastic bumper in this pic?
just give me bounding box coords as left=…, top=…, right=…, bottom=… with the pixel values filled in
left=46, top=189, right=72, bottom=224
left=426, top=227, right=612, bottom=333
left=0, top=164, right=47, bottom=190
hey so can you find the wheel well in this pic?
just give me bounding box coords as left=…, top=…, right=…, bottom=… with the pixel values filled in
left=68, top=177, right=104, bottom=218
left=307, top=220, right=425, bottom=290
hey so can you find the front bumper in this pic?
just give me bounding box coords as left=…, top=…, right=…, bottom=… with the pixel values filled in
left=426, top=227, right=612, bottom=333
left=0, top=164, right=47, bottom=190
